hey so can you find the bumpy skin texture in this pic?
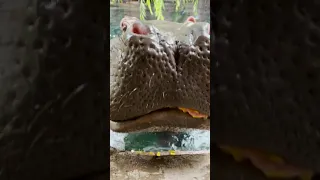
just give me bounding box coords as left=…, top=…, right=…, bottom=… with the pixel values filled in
left=0, top=1, right=108, bottom=180
left=213, top=0, right=320, bottom=173
left=110, top=17, right=210, bottom=121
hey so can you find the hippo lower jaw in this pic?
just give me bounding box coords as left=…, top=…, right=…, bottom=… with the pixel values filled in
left=110, top=108, right=210, bottom=132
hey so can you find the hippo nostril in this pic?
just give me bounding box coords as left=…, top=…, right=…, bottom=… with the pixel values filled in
left=132, top=22, right=149, bottom=35
left=186, top=16, right=196, bottom=23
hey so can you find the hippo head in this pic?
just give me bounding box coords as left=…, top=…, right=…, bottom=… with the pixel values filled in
left=110, top=16, right=210, bottom=132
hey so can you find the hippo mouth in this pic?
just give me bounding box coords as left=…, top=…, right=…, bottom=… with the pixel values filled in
left=110, top=107, right=210, bottom=132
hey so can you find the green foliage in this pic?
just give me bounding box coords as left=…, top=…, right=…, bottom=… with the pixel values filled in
left=139, top=0, right=147, bottom=20
left=111, top=0, right=199, bottom=20
left=111, top=0, right=123, bottom=4
left=192, top=0, right=198, bottom=17
left=146, top=0, right=153, bottom=16
left=153, top=0, right=165, bottom=20
left=143, top=0, right=198, bottom=20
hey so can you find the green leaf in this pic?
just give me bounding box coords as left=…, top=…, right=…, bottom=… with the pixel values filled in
left=153, top=0, right=164, bottom=20
left=135, top=0, right=199, bottom=21
left=146, top=0, right=153, bottom=15
left=175, top=0, right=180, bottom=12
left=140, top=0, right=146, bottom=20
left=193, top=0, right=198, bottom=16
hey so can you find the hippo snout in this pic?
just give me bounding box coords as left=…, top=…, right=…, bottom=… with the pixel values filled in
left=110, top=16, right=210, bottom=132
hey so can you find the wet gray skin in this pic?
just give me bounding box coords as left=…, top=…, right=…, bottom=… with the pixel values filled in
left=110, top=16, right=210, bottom=132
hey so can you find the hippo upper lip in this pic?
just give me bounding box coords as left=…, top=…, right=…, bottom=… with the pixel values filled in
left=110, top=108, right=210, bottom=132
left=111, top=107, right=209, bottom=122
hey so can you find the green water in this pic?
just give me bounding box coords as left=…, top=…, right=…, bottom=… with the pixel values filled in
left=110, top=130, right=210, bottom=151
left=110, top=2, right=210, bottom=152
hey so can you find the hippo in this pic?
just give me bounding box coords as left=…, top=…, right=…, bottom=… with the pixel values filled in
left=110, top=16, right=211, bottom=132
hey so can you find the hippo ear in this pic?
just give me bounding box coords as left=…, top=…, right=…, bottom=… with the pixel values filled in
left=120, top=16, right=140, bottom=31
left=131, top=22, right=150, bottom=35
left=120, top=20, right=128, bottom=31
left=185, top=16, right=196, bottom=23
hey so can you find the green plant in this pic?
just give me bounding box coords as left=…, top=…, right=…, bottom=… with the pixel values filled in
left=110, top=0, right=199, bottom=20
